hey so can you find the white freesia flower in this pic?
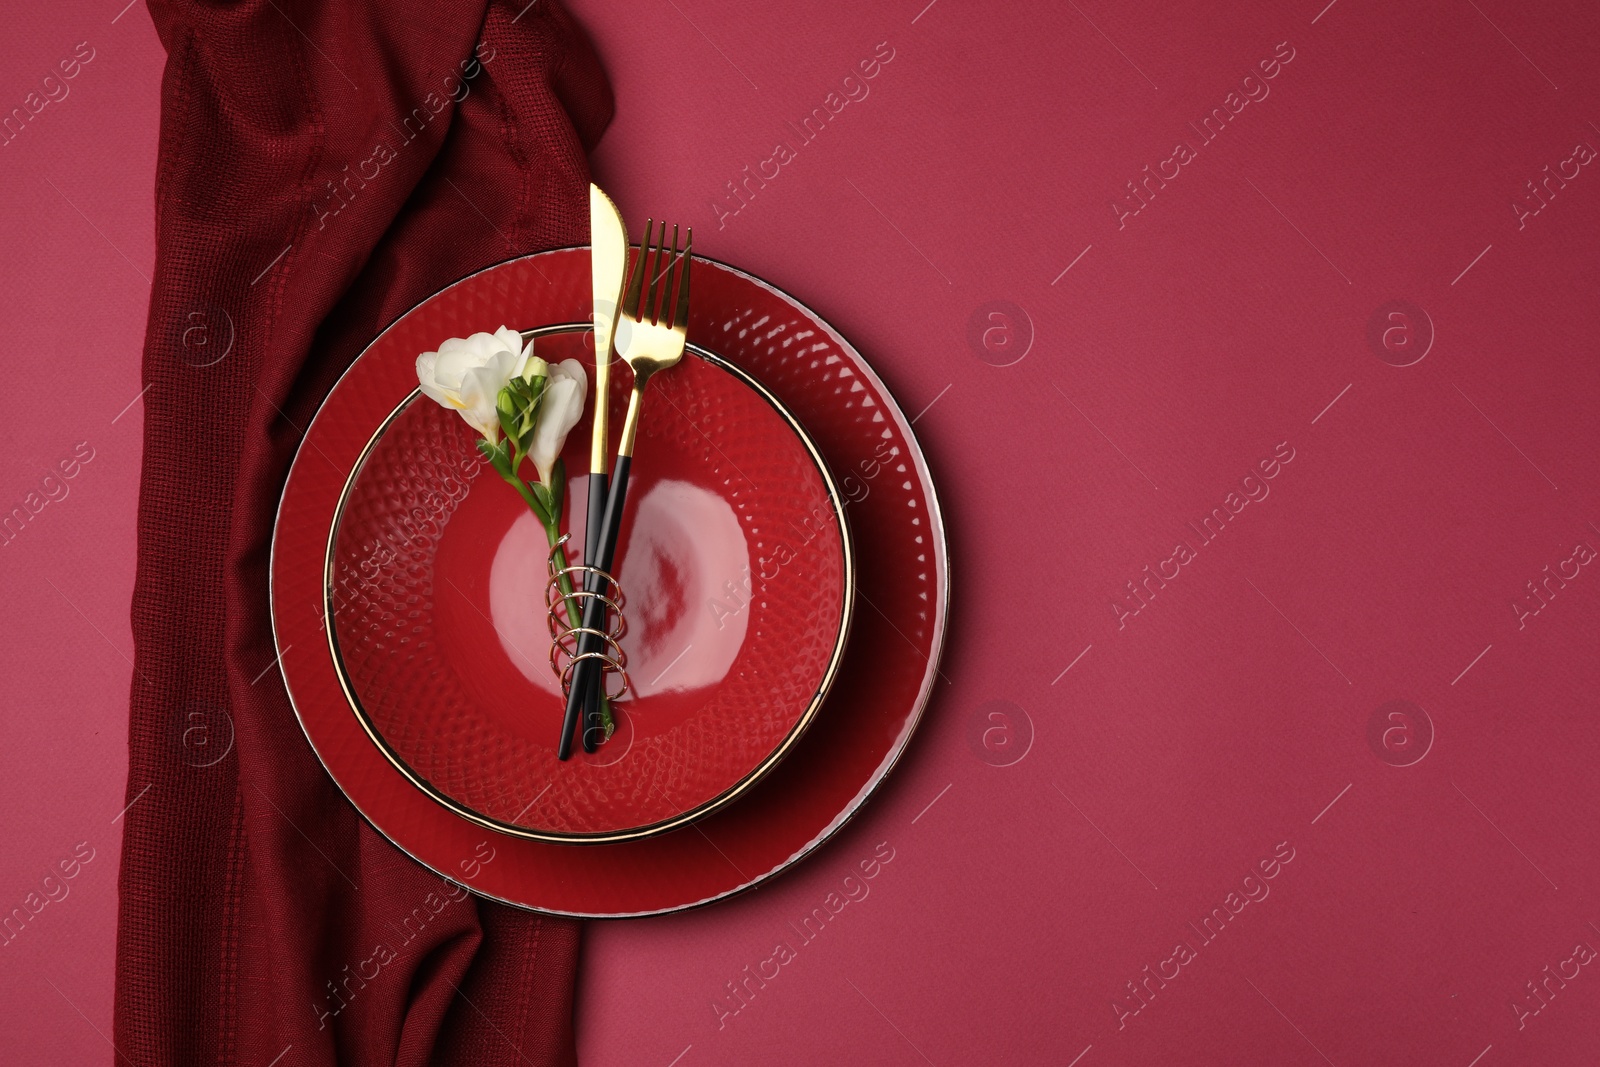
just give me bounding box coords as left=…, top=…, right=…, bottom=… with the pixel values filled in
left=528, top=359, right=587, bottom=485
left=416, top=326, right=532, bottom=441
left=415, top=333, right=608, bottom=736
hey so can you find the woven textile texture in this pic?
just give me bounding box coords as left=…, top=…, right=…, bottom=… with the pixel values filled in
left=115, top=1, right=612, bottom=1063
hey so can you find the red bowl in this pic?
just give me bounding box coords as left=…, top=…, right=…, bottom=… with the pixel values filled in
left=326, top=328, right=853, bottom=842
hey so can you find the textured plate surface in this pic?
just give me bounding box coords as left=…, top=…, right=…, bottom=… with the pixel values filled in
left=328, top=329, right=851, bottom=840
left=271, top=249, right=947, bottom=916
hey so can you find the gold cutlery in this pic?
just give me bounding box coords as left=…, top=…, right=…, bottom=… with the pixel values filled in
left=578, top=184, right=628, bottom=742
left=559, top=219, right=692, bottom=759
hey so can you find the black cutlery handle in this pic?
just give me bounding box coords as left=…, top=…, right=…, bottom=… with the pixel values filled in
left=558, top=454, right=633, bottom=760
left=579, top=471, right=607, bottom=752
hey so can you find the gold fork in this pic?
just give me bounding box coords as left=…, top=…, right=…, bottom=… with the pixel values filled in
left=560, top=218, right=692, bottom=759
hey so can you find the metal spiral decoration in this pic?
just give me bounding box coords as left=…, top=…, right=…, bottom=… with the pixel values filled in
left=545, top=533, right=631, bottom=700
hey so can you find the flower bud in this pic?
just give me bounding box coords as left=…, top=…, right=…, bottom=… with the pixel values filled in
left=520, top=354, right=550, bottom=384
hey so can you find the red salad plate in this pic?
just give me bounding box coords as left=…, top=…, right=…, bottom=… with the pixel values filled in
left=328, top=329, right=852, bottom=842
left=271, top=249, right=948, bottom=916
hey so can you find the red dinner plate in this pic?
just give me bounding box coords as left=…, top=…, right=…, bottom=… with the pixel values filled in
left=271, top=250, right=948, bottom=916
left=328, top=329, right=853, bottom=841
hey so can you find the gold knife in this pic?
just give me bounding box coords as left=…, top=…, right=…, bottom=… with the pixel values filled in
left=581, top=183, right=627, bottom=751
left=590, top=183, right=626, bottom=488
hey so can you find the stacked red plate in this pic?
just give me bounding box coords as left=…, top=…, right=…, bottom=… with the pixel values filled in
left=270, top=249, right=948, bottom=916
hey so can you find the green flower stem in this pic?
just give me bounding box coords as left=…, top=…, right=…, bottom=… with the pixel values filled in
left=490, top=463, right=615, bottom=739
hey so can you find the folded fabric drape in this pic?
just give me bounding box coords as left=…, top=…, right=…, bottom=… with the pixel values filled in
left=115, top=2, right=611, bottom=1063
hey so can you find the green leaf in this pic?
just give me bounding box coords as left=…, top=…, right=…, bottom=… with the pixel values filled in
left=528, top=379, right=548, bottom=424
left=549, top=457, right=566, bottom=523
left=475, top=437, right=512, bottom=478
left=524, top=490, right=551, bottom=525
left=529, top=480, right=553, bottom=515
left=513, top=375, right=547, bottom=406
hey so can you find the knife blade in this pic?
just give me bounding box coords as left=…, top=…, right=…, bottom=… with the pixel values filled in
left=590, top=183, right=626, bottom=478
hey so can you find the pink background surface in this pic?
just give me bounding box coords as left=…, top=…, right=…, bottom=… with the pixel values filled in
left=5, top=0, right=1600, bottom=1064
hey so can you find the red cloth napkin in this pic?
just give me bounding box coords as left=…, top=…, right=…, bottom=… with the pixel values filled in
left=115, top=2, right=611, bottom=1063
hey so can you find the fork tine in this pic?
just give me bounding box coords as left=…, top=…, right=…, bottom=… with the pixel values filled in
left=644, top=220, right=668, bottom=324
left=673, top=229, right=692, bottom=333
left=659, top=225, right=681, bottom=331
left=623, top=219, right=653, bottom=320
